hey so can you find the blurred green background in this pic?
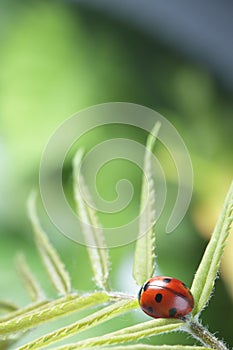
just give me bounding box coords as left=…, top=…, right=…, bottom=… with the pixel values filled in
left=0, top=1, right=232, bottom=348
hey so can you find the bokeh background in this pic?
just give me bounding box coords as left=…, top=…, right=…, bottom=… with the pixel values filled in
left=0, top=0, right=233, bottom=348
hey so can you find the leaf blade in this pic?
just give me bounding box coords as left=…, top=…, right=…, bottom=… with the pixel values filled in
left=191, top=181, right=233, bottom=315
left=27, top=192, right=71, bottom=295
left=16, top=253, right=45, bottom=302
left=55, top=318, right=182, bottom=350
left=17, top=299, right=137, bottom=350
left=133, top=122, right=161, bottom=286
left=73, top=150, right=110, bottom=290
left=0, top=292, right=110, bottom=335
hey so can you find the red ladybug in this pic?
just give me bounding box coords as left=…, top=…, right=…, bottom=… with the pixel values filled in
left=138, top=276, right=194, bottom=319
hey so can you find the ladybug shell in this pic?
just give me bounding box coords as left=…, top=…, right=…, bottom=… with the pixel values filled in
left=138, top=276, right=194, bottom=319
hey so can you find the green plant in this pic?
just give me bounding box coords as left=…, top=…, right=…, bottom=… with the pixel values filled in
left=0, top=124, right=232, bottom=350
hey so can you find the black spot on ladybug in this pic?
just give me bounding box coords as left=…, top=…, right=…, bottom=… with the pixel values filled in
left=138, top=286, right=143, bottom=303
left=163, top=278, right=171, bottom=284
left=169, top=307, right=177, bottom=317
left=147, top=306, right=153, bottom=314
left=155, top=293, right=163, bottom=303
left=143, top=281, right=150, bottom=291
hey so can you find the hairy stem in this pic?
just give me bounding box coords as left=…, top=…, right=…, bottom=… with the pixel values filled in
left=185, top=320, right=229, bottom=350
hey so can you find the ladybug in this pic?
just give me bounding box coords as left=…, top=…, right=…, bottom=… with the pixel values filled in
left=138, top=276, right=194, bottom=319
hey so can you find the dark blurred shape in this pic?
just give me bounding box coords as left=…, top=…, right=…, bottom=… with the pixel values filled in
left=76, top=0, right=233, bottom=92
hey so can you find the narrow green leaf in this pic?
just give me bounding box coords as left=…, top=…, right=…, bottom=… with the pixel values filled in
left=27, top=191, right=71, bottom=295
left=191, top=181, right=233, bottom=315
left=55, top=318, right=182, bottom=350
left=0, top=300, right=48, bottom=323
left=17, top=299, right=137, bottom=350
left=0, top=292, right=109, bottom=335
left=16, top=253, right=45, bottom=302
left=133, top=122, right=161, bottom=286
left=73, top=150, right=110, bottom=290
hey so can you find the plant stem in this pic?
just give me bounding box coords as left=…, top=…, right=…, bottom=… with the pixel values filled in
left=185, top=320, right=229, bottom=350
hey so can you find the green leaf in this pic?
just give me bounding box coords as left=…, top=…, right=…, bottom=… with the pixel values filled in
left=55, top=318, right=182, bottom=350
left=73, top=150, right=110, bottom=290
left=27, top=191, right=71, bottom=295
left=0, top=292, right=110, bottom=335
left=0, top=301, right=48, bottom=323
left=133, top=122, right=161, bottom=286
left=17, top=299, right=137, bottom=350
left=191, top=181, right=233, bottom=315
left=16, top=253, right=45, bottom=302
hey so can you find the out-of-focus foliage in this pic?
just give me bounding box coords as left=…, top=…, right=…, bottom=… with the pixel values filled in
left=0, top=0, right=232, bottom=347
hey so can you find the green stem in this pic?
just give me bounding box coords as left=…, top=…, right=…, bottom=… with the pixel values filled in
left=185, top=320, right=229, bottom=350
